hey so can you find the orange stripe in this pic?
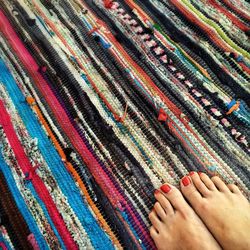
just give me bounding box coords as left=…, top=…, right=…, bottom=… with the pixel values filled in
left=27, top=97, right=121, bottom=248
left=226, top=101, right=240, bottom=115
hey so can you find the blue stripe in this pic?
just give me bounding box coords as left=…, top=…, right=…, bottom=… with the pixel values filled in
left=0, top=153, right=49, bottom=250
left=0, top=59, right=114, bottom=249
left=121, top=211, right=147, bottom=250
left=0, top=229, right=13, bottom=250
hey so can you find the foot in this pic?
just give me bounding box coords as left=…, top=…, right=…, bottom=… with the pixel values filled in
left=181, top=172, right=250, bottom=250
left=149, top=183, right=221, bottom=250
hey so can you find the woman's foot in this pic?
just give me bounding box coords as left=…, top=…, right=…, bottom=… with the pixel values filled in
left=181, top=172, right=250, bottom=250
left=149, top=183, right=221, bottom=250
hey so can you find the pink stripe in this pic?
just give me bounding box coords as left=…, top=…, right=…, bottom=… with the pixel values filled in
left=221, top=0, right=250, bottom=21
left=0, top=100, right=77, bottom=250
left=0, top=11, right=153, bottom=247
left=208, top=0, right=249, bottom=32
left=28, top=233, right=40, bottom=250
left=0, top=242, right=8, bottom=250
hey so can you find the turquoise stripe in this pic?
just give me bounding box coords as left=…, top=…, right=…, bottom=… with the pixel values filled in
left=121, top=211, right=147, bottom=250
left=0, top=59, right=114, bottom=249
left=0, top=153, right=49, bottom=250
left=0, top=228, right=13, bottom=250
left=82, top=16, right=92, bottom=30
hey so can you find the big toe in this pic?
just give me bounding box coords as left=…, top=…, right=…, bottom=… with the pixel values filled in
left=160, top=182, right=192, bottom=215
left=180, top=175, right=203, bottom=211
left=154, top=190, right=174, bottom=216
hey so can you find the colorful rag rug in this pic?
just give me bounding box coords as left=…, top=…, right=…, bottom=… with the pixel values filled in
left=0, top=0, right=249, bottom=249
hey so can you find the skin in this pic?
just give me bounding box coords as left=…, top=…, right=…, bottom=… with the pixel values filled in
left=149, top=172, right=250, bottom=250
left=149, top=178, right=221, bottom=250
left=181, top=172, right=250, bottom=250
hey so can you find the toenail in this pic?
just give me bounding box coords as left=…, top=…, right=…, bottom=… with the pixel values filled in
left=160, top=184, right=171, bottom=193
left=189, top=171, right=195, bottom=176
left=198, top=172, right=203, bottom=176
left=182, top=176, right=191, bottom=186
left=154, top=189, right=160, bottom=195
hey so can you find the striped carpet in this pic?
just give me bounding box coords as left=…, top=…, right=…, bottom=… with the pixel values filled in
left=0, top=0, right=249, bottom=249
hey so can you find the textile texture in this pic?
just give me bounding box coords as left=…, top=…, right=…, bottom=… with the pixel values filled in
left=0, top=0, right=249, bottom=249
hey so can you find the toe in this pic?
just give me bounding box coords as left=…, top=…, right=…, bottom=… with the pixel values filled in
left=198, top=172, right=216, bottom=191
left=154, top=202, right=167, bottom=221
left=211, top=176, right=229, bottom=192
left=160, top=182, right=191, bottom=214
left=149, top=226, right=159, bottom=239
left=149, top=210, right=162, bottom=231
left=227, top=183, right=241, bottom=195
left=154, top=190, right=174, bottom=215
left=180, top=176, right=203, bottom=211
left=189, top=172, right=211, bottom=196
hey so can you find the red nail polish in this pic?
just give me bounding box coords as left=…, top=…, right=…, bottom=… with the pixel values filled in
left=154, top=189, right=160, bottom=195
left=189, top=171, right=195, bottom=176
left=160, top=184, right=171, bottom=193
left=182, top=176, right=191, bottom=186
left=198, top=172, right=203, bottom=176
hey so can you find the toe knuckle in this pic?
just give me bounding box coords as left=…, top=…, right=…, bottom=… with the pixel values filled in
left=148, top=212, right=153, bottom=219
left=149, top=226, right=155, bottom=236
left=199, top=200, right=209, bottom=211
left=211, top=176, right=220, bottom=181
left=154, top=202, right=159, bottom=209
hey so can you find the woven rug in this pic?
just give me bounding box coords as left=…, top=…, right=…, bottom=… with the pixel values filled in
left=0, top=0, right=249, bottom=249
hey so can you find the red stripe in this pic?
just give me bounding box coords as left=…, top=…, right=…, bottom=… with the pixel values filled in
left=221, top=0, right=250, bottom=22
left=0, top=100, right=78, bottom=249
left=208, top=0, right=249, bottom=32
left=0, top=242, right=8, bottom=250
left=238, top=61, right=250, bottom=75
left=0, top=10, right=154, bottom=247
left=169, top=0, right=233, bottom=52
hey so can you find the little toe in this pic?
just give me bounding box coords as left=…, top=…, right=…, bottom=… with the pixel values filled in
left=189, top=172, right=211, bottom=197
left=180, top=176, right=203, bottom=211
left=227, top=183, right=241, bottom=195
left=160, top=183, right=191, bottom=213
left=154, top=189, right=174, bottom=215
left=154, top=202, right=167, bottom=221
left=211, top=176, right=229, bottom=192
left=149, top=210, right=162, bottom=231
left=198, top=172, right=216, bottom=191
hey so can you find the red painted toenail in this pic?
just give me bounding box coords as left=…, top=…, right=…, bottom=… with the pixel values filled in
left=154, top=189, right=160, bottom=195
left=198, top=172, right=203, bottom=176
left=160, top=184, right=171, bottom=193
left=189, top=171, right=195, bottom=176
left=182, top=176, right=191, bottom=186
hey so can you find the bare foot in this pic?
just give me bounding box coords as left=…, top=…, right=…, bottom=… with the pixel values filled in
left=181, top=172, right=250, bottom=250
left=149, top=182, right=221, bottom=250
